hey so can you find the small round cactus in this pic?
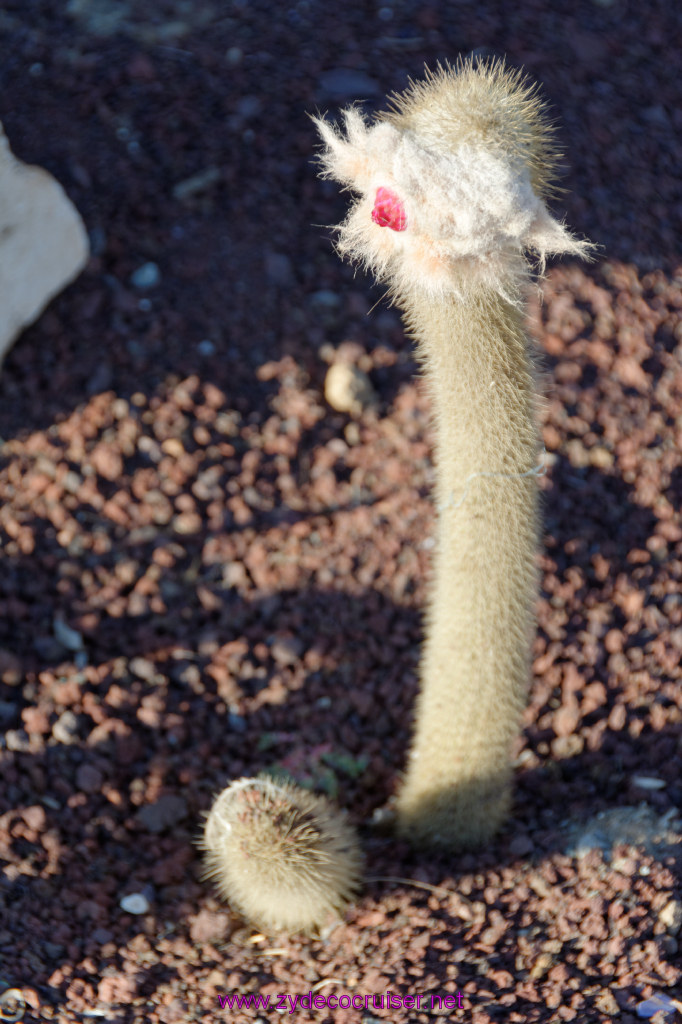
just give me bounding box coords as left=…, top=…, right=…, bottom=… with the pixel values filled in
left=201, top=776, right=362, bottom=933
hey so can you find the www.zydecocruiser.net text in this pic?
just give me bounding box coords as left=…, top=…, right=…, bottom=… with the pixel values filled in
left=218, top=990, right=465, bottom=1012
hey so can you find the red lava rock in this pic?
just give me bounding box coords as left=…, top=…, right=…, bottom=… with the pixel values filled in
left=553, top=699, right=581, bottom=737
left=158, top=997, right=187, bottom=1023
left=89, top=443, right=124, bottom=481
left=22, top=987, right=41, bottom=1011
left=581, top=681, right=607, bottom=715
left=97, top=972, right=140, bottom=1003
left=594, top=989, right=621, bottom=1016
left=188, top=909, right=231, bottom=944
left=354, top=909, right=386, bottom=928
left=21, top=805, right=46, bottom=831
left=269, top=633, right=304, bottom=666
left=65, top=978, right=96, bottom=1011
left=604, top=629, right=624, bottom=654
left=608, top=703, right=627, bottom=731
left=620, top=589, right=646, bottom=618
left=21, top=706, right=51, bottom=735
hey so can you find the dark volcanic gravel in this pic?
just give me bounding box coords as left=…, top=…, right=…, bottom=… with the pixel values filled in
left=0, top=1, right=681, bottom=1022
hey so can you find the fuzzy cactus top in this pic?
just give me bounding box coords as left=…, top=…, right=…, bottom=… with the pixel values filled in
left=315, top=60, right=589, bottom=304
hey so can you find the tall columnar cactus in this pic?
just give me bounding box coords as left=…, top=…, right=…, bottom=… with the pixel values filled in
left=316, top=60, right=589, bottom=849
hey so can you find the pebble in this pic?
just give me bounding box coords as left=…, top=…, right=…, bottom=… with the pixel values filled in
left=172, top=166, right=220, bottom=202
left=0, top=988, right=25, bottom=1022
left=22, top=987, right=40, bottom=1011
left=636, top=992, right=680, bottom=1019
left=22, top=805, right=46, bottom=831
left=632, top=775, right=666, bottom=789
left=137, top=793, right=188, bottom=833
left=22, top=706, right=50, bottom=735
left=612, top=856, right=637, bottom=876
left=324, top=363, right=377, bottom=416
left=269, top=634, right=304, bottom=667
left=173, top=511, right=203, bottom=534
left=188, top=909, right=231, bottom=944
left=5, top=729, right=31, bottom=752
left=53, top=617, right=84, bottom=652
left=552, top=700, right=581, bottom=737
left=76, top=763, right=103, bottom=793
left=62, top=469, right=83, bottom=493
left=52, top=710, right=80, bottom=744
left=130, top=261, right=161, bottom=290
left=551, top=734, right=584, bottom=759
left=310, top=289, right=341, bottom=310
left=594, top=989, right=620, bottom=1016
left=129, top=657, right=157, bottom=682
left=658, top=900, right=682, bottom=935
left=119, top=893, right=150, bottom=915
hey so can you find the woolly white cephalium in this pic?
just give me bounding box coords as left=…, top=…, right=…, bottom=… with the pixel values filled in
left=314, top=60, right=588, bottom=303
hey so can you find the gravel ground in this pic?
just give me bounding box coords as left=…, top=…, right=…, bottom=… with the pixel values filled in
left=0, top=1, right=681, bottom=1022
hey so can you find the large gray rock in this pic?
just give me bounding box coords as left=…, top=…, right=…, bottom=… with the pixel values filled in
left=0, top=122, right=89, bottom=367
